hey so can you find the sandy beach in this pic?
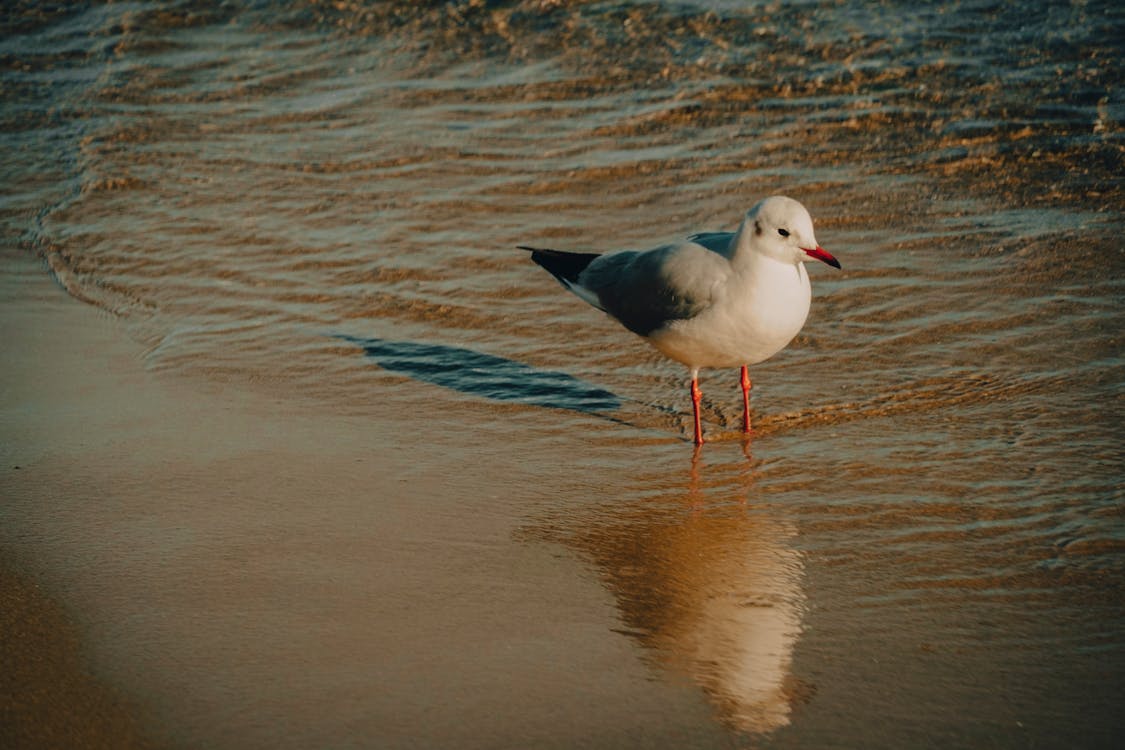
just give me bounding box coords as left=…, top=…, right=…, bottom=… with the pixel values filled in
left=2, top=258, right=155, bottom=749
left=0, top=254, right=739, bottom=748
left=5, top=249, right=1121, bottom=749
left=0, top=554, right=154, bottom=750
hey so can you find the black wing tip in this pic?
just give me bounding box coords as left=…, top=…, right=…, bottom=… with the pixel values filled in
left=520, top=245, right=601, bottom=285
left=518, top=245, right=570, bottom=256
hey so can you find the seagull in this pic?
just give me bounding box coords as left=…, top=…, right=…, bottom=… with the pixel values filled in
left=520, top=195, right=840, bottom=445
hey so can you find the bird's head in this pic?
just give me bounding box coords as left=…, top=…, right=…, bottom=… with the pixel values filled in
left=747, top=196, right=840, bottom=269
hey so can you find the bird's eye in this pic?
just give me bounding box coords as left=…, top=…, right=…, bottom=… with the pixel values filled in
left=778, top=228, right=790, bottom=237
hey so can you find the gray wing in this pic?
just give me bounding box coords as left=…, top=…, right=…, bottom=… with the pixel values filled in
left=687, top=231, right=736, bottom=257
left=578, top=241, right=731, bottom=336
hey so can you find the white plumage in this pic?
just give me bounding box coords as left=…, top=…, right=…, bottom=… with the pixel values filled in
left=523, top=195, right=840, bottom=445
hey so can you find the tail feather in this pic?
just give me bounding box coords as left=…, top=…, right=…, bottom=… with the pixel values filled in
left=519, top=245, right=605, bottom=311
left=519, top=245, right=600, bottom=285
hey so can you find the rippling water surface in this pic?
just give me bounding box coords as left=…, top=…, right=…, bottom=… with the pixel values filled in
left=2, top=0, right=1123, bottom=747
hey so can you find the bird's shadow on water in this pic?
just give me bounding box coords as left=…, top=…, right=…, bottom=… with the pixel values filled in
left=336, top=335, right=622, bottom=414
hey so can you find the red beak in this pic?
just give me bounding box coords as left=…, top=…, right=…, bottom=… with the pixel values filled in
left=803, top=245, right=841, bottom=269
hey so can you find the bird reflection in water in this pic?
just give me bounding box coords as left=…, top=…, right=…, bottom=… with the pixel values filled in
left=537, top=447, right=807, bottom=734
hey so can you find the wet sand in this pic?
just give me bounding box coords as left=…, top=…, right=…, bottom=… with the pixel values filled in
left=0, top=558, right=154, bottom=750
left=0, top=254, right=736, bottom=748
left=4, top=248, right=1123, bottom=749
left=1, top=260, right=153, bottom=749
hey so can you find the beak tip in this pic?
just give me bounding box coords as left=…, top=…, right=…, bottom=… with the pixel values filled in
left=805, top=245, right=841, bottom=270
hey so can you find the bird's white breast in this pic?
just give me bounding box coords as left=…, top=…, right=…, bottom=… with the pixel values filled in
left=648, top=259, right=811, bottom=369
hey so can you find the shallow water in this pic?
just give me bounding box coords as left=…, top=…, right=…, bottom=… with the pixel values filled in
left=2, top=1, right=1124, bottom=747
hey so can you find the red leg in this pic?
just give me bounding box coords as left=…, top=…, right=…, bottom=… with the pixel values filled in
left=740, top=365, right=752, bottom=433
left=690, top=374, right=704, bottom=446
